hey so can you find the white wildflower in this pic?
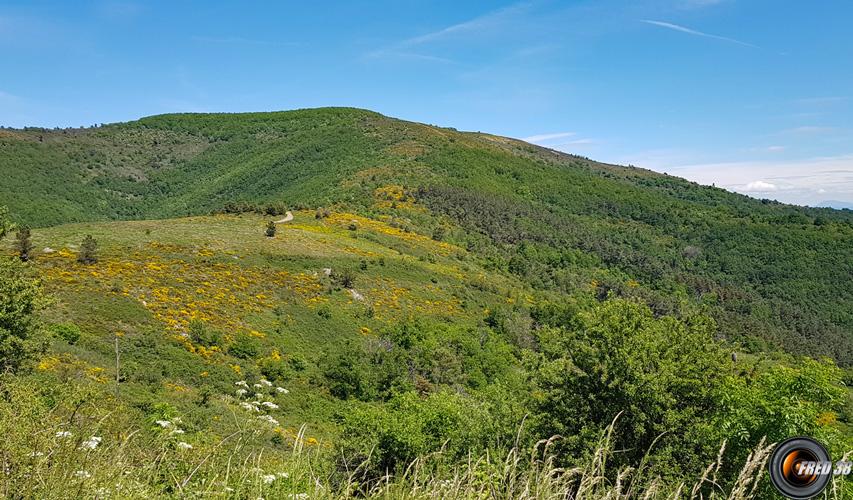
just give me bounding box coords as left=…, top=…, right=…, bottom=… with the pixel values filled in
left=261, top=473, right=277, bottom=484
left=257, top=415, right=279, bottom=426
left=236, top=388, right=248, bottom=397
left=275, top=387, right=289, bottom=394
left=55, top=431, right=72, bottom=438
left=80, top=436, right=102, bottom=450
left=170, top=428, right=185, bottom=435
left=73, top=470, right=91, bottom=479
left=253, top=383, right=264, bottom=389
left=155, top=420, right=172, bottom=428
left=235, top=380, right=249, bottom=388
left=29, top=451, right=45, bottom=457
left=290, top=494, right=308, bottom=500
left=255, top=392, right=265, bottom=399
left=177, top=441, right=193, bottom=450
left=240, top=402, right=261, bottom=412
left=276, top=472, right=290, bottom=479
left=259, top=379, right=272, bottom=387
left=261, top=401, right=279, bottom=409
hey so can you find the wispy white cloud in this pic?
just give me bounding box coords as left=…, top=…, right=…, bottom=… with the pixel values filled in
left=665, top=154, right=853, bottom=205
left=746, top=145, right=786, bottom=153
left=742, top=180, right=778, bottom=192
left=554, top=138, right=597, bottom=147
left=365, top=51, right=458, bottom=65
left=521, top=132, right=598, bottom=151
left=0, top=90, right=21, bottom=102
left=400, top=2, right=531, bottom=47
left=522, top=131, right=575, bottom=143
left=365, top=1, right=532, bottom=62
left=640, top=19, right=759, bottom=49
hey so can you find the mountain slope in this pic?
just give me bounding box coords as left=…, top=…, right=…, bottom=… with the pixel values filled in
left=2, top=107, right=852, bottom=364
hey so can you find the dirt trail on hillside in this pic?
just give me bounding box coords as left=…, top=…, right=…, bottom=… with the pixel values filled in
left=274, top=211, right=294, bottom=223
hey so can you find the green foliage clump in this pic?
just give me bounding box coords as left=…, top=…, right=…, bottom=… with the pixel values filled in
left=265, top=220, right=276, bottom=237
left=187, top=319, right=221, bottom=347
left=0, top=206, right=13, bottom=240
left=331, top=267, right=356, bottom=289
left=338, top=391, right=518, bottom=480
left=0, top=208, right=47, bottom=372
left=13, top=226, right=34, bottom=262
left=323, top=321, right=515, bottom=402
left=228, top=333, right=260, bottom=359
left=530, top=298, right=850, bottom=484
left=0, top=257, right=46, bottom=373
left=50, top=323, right=82, bottom=345
left=532, top=299, right=729, bottom=478
left=77, top=234, right=98, bottom=264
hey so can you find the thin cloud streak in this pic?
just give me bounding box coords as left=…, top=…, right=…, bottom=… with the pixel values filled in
left=367, top=51, right=458, bottom=65
left=400, top=1, right=532, bottom=48
left=640, top=20, right=759, bottom=49
left=0, top=90, right=21, bottom=102
left=522, top=131, right=575, bottom=143
left=365, top=1, right=531, bottom=61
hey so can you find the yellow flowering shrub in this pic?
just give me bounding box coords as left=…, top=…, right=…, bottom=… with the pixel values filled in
left=39, top=247, right=326, bottom=357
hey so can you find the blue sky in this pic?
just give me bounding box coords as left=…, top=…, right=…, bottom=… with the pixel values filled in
left=1, top=0, right=852, bottom=206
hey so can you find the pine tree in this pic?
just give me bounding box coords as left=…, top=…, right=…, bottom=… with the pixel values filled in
left=14, top=226, right=34, bottom=262
left=78, top=234, right=98, bottom=264
left=265, top=221, right=277, bottom=237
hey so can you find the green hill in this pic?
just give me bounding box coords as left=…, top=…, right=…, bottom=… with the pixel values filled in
left=3, top=107, right=851, bottom=364
left=1, top=108, right=851, bottom=497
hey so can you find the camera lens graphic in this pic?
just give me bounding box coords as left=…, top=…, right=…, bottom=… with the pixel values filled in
left=769, top=437, right=831, bottom=499
left=781, top=448, right=818, bottom=486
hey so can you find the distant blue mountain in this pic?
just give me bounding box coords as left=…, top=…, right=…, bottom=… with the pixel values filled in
left=816, top=200, right=853, bottom=210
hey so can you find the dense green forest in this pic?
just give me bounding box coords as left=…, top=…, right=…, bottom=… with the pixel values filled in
left=0, top=108, right=851, bottom=498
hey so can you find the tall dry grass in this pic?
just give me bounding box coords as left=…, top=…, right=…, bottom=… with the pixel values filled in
left=3, top=397, right=850, bottom=499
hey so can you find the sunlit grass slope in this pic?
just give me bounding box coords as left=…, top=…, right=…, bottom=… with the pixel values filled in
left=18, top=210, right=525, bottom=438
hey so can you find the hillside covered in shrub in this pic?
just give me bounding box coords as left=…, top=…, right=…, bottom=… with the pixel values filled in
left=0, top=108, right=851, bottom=497
left=3, top=107, right=851, bottom=364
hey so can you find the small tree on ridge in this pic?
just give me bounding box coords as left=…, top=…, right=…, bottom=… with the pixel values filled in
left=14, top=226, right=34, bottom=262
left=78, top=235, right=98, bottom=264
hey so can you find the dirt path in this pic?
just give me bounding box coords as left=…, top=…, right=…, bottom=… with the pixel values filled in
left=274, top=211, right=293, bottom=224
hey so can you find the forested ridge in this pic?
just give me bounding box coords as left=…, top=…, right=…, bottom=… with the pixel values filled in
left=3, top=107, right=848, bottom=364
left=0, top=108, right=850, bottom=498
